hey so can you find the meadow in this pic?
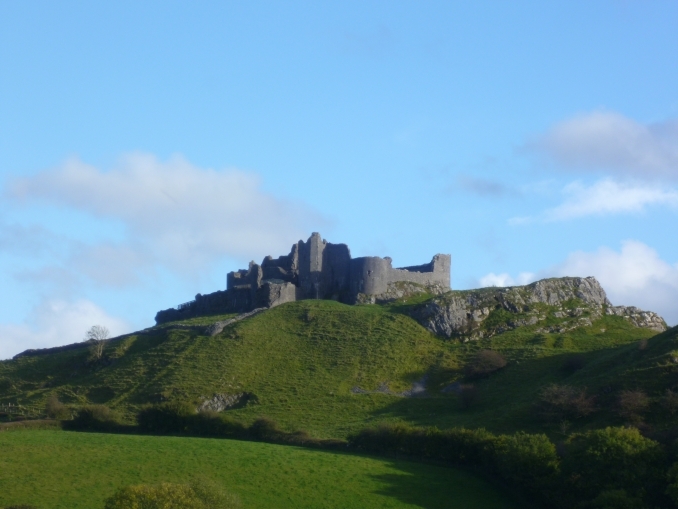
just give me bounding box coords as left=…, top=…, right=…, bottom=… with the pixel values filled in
left=0, top=430, right=518, bottom=509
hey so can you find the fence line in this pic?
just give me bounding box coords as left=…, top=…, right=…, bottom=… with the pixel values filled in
left=0, top=403, right=44, bottom=418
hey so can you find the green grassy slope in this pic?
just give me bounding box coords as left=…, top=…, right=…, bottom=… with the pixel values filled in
left=0, top=430, right=518, bottom=509
left=0, top=298, right=672, bottom=437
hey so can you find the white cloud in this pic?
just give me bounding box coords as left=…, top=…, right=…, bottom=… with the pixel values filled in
left=6, top=153, right=326, bottom=285
left=544, top=179, right=678, bottom=221
left=529, top=111, right=678, bottom=179
left=479, top=271, right=536, bottom=288
left=478, top=241, right=678, bottom=325
left=549, top=241, right=678, bottom=324
left=0, top=299, right=130, bottom=360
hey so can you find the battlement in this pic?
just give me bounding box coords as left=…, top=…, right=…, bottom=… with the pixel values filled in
left=155, top=233, right=451, bottom=324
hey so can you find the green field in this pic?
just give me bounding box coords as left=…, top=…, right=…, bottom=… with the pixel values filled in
left=0, top=430, right=518, bottom=509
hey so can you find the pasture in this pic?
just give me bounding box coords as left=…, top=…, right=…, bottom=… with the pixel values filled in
left=0, top=430, right=518, bottom=509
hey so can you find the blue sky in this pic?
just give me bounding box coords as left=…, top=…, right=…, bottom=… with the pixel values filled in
left=1, top=1, right=677, bottom=359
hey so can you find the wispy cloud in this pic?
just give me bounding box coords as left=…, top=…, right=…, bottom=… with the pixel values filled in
left=510, top=178, right=678, bottom=223
left=544, top=179, right=678, bottom=221
left=456, top=175, right=515, bottom=197
left=528, top=110, right=678, bottom=179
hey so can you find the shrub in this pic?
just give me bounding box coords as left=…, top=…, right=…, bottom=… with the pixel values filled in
left=464, top=350, right=507, bottom=379
left=617, top=390, right=649, bottom=422
left=561, top=427, right=666, bottom=501
left=493, top=432, right=559, bottom=496
left=662, top=389, right=678, bottom=415
left=248, top=417, right=282, bottom=441
left=537, top=384, right=596, bottom=421
left=44, top=394, right=70, bottom=420
left=666, top=462, right=678, bottom=504
left=584, top=489, right=645, bottom=509
left=104, top=479, right=241, bottom=509
left=68, top=405, right=120, bottom=431
left=458, top=384, right=479, bottom=409
left=4, top=505, right=40, bottom=509
left=137, top=402, right=196, bottom=433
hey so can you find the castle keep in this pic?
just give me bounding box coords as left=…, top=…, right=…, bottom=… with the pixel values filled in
left=155, top=232, right=451, bottom=324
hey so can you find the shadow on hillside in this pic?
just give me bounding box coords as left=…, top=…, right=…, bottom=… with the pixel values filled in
left=368, top=459, right=518, bottom=509
left=363, top=331, right=676, bottom=434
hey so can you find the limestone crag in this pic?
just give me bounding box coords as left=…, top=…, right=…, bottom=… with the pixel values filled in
left=605, top=306, right=666, bottom=332
left=410, top=276, right=667, bottom=339
left=197, top=392, right=254, bottom=412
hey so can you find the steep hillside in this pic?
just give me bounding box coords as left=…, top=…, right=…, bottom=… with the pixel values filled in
left=0, top=278, right=672, bottom=438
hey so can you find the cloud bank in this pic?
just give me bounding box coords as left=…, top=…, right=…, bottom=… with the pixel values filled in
left=6, top=153, right=326, bottom=285
left=478, top=240, right=678, bottom=325
left=530, top=111, right=678, bottom=179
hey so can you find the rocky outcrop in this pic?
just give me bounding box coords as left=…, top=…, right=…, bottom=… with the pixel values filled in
left=605, top=306, right=666, bottom=332
left=410, top=277, right=667, bottom=339
left=197, top=392, right=255, bottom=412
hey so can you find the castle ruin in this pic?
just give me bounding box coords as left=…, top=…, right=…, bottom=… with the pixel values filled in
left=155, top=232, right=451, bottom=324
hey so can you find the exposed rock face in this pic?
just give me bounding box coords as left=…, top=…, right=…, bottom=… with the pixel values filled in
left=197, top=392, right=254, bottom=412
left=530, top=277, right=610, bottom=307
left=605, top=306, right=666, bottom=332
left=410, top=277, right=667, bottom=339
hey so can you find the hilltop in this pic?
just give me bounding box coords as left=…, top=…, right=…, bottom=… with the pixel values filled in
left=1, top=276, right=674, bottom=439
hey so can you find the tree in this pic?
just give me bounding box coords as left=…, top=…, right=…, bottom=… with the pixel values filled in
left=45, top=394, right=70, bottom=420
left=536, top=384, right=596, bottom=421
left=85, top=325, right=110, bottom=361
left=464, top=350, right=507, bottom=379
left=617, top=390, right=649, bottom=423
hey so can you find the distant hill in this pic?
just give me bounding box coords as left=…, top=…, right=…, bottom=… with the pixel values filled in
left=1, top=277, right=674, bottom=439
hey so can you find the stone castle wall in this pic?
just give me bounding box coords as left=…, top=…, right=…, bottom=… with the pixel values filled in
left=155, top=232, right=451, bottom=324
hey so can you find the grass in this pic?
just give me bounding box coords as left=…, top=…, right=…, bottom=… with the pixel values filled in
left=0, top=299, right=670, bottom=438
left=0, top=430, right=519, bottom=509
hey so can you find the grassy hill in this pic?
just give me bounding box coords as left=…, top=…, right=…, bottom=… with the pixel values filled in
left=2, top=290, right=674, bottom=439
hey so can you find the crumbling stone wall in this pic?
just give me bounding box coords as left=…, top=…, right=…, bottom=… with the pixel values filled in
left=155, top=232, right=451, bottom=324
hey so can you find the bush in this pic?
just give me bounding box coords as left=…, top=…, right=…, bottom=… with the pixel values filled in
left=44, top=394, right=70, bottom=420
left=137, top=402, right=197, bottom=434
left=464, top=350, right=507, bottom=379
left=617, top=390, right=649, bottom=422
left=537, top=384, right=596, bottom=421
left=248, top=417, right=282, bottom=441
left=662, top=389, right=678, bottom=415
left=68, top=405, right=120, bottom=431
left=666, top=462, right=678, bottom=504
left=104, top=479, right=241, bottom=509
left=561, top=427, right=666, bottom=501
left=137, top=402, right=247, bottom=438
left=583, top=489, right=645, bottom=509
left=493, top=432, right=559, bottom=496
left=4, top=506, right=40, bottom=509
